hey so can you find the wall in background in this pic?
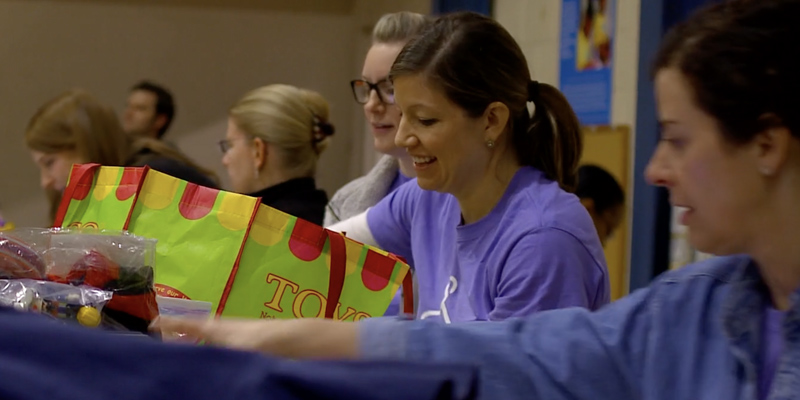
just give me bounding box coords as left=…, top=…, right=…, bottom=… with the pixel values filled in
left=0, top=0, right=428, bottom=227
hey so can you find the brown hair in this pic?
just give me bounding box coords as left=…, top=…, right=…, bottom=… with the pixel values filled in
left=390, top=12, right=582, bottom=190
left=654, top=0, right=800, bottom=144
left=25, top=89, right=216, bottom=219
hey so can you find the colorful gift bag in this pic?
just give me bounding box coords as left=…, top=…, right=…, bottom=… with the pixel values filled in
left=55, top=164, right=412, bottom=318
left=122, top=169, right=258, bottom=314
left=218, top=204, right=410, bottom=320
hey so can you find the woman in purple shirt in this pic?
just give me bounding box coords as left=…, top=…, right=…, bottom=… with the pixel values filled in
left=324, top=11, right=609, bottom=321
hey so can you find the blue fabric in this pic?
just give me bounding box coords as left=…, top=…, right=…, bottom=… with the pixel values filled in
left=360, top=255, right=800, bottom=399
left=760, top=307, right=786, bottom=399
left=0, top=308, right=478, bottom=400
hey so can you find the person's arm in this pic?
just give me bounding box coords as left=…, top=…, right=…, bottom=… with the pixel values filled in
left=489, top=228, right=609, bottom=320
left=360, top=288, right=651, bottom=399
left=327, top=211, right=378, bottom=247
left=154, top=285, right=652, bottom=398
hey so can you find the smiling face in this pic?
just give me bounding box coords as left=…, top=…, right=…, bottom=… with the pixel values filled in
left=645, top=68, right=769, bottom=255
left=361, top=42, right=405, bottom=158
left=392, top=74, right=494, bottom=196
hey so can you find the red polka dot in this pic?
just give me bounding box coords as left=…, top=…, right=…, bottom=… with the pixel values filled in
left=116, top=168, right=144, bottom=201
left=178, top=184, right=219, bottom=220
left=361, top=250, right=395, bottom=292
left=288, top=219, right=325, bottom=261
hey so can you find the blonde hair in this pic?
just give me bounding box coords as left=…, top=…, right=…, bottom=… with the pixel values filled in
left=229, top=84, right=334, bottom=178
left=372, top=11, right=431, bottom=44
left=25, top=89, right=216, bottom=220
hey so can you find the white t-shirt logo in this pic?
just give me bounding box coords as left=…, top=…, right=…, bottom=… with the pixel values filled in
left=419, top=276, right=458, bottom=323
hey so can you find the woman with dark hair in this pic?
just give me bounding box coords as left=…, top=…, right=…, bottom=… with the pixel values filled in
left=325, top=11, right=609, bottom=321
left=156, top=1, right=800, bottom=398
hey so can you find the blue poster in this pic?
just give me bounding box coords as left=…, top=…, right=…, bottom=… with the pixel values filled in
left=559, top=0, right=615, bottom=125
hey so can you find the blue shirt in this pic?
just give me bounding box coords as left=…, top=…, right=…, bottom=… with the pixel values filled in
left=360, top=255, right=799, bottom=399
left=761, top=307, right=786, bottom=399
left=367, top=167, right=609, bottom=322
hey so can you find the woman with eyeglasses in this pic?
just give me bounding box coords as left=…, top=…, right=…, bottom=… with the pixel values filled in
left=323, top=12, right=431, bottom=227
left=220, top=84, right=333, bottom=226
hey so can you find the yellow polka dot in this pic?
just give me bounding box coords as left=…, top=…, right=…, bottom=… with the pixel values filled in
left=249, top=205, right=290, bottom=246
left=140, top=170, right=179, bottom=210
left=92, top=167, right=121, bottom=201
left=218, top=193, right=258, bottom=231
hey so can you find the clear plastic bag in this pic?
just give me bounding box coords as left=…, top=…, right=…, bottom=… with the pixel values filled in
left=0, top=228, right=50, bottom=279
left=0, top=228, right=159, bottom=333
left=44, top=229, right=159, bottom=333
left=0, top=278, right=112, bottom=327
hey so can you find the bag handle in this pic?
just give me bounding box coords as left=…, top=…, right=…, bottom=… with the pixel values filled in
left=54, top=163, right=101, bottom=227
left=402, top=272, right=414, bottom=315
left=121, top=166, right=151, bottom=231
left=324, top=229, right=347, bottom=319
left=326, top=231, right=414, bottom=318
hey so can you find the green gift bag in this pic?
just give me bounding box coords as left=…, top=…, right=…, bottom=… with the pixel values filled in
left=218, top=204, right=410, bottom=320
left=55, top=164, right=146, bottom=230
left=123, top=168, right=258, bottom=313
left=56, top=164, right=412, bottom=318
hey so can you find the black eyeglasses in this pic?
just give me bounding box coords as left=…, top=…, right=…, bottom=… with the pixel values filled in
left=350, top=79, right=395, bottom=105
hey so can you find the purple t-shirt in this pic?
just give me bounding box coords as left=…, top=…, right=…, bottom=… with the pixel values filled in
left=387, top=170, right=413, bottom=195
left=367, top=166, right=609, bottom=322
left=759, top=306, right=785, bottom=400
left=383, top=170, right=414, bottom=316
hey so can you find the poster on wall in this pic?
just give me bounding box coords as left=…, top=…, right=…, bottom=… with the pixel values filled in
left=559, top=0, right=615, bottom=125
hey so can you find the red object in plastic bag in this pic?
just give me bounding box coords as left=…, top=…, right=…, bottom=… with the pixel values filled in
left=49, top=250, right=158, bottom=330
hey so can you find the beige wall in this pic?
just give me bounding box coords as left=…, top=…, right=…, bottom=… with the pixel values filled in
left=0, top=0, right=428, bottom=227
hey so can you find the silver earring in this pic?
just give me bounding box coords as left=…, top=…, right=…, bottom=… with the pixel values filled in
left=760, top=166, right=773, bottom=176
left=486, top=140, right=495, bottom=149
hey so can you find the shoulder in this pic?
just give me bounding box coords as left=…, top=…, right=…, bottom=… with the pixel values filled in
left=329, top=156, right=398, bottom=206
left=654, top=255, right=750, bottom=286
left=501, top=168, right=596, bottom=239
left=634, top=255, right=750, bottom=314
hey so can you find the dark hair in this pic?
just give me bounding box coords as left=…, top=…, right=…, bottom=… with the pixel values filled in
left=654, top=0, right=800, bottom=144
left=576, top=164, right=624, bottom=214
left=390, top=12, right=583, bottom=191
left=131, top=80, right=175, bottom=138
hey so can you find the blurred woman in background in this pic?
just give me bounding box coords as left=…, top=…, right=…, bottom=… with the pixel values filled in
left=221, top=84, right=333, bottom=225
left=25, top=89, right=217, bottom=223
left=575, top=164, right=624, bottom=246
